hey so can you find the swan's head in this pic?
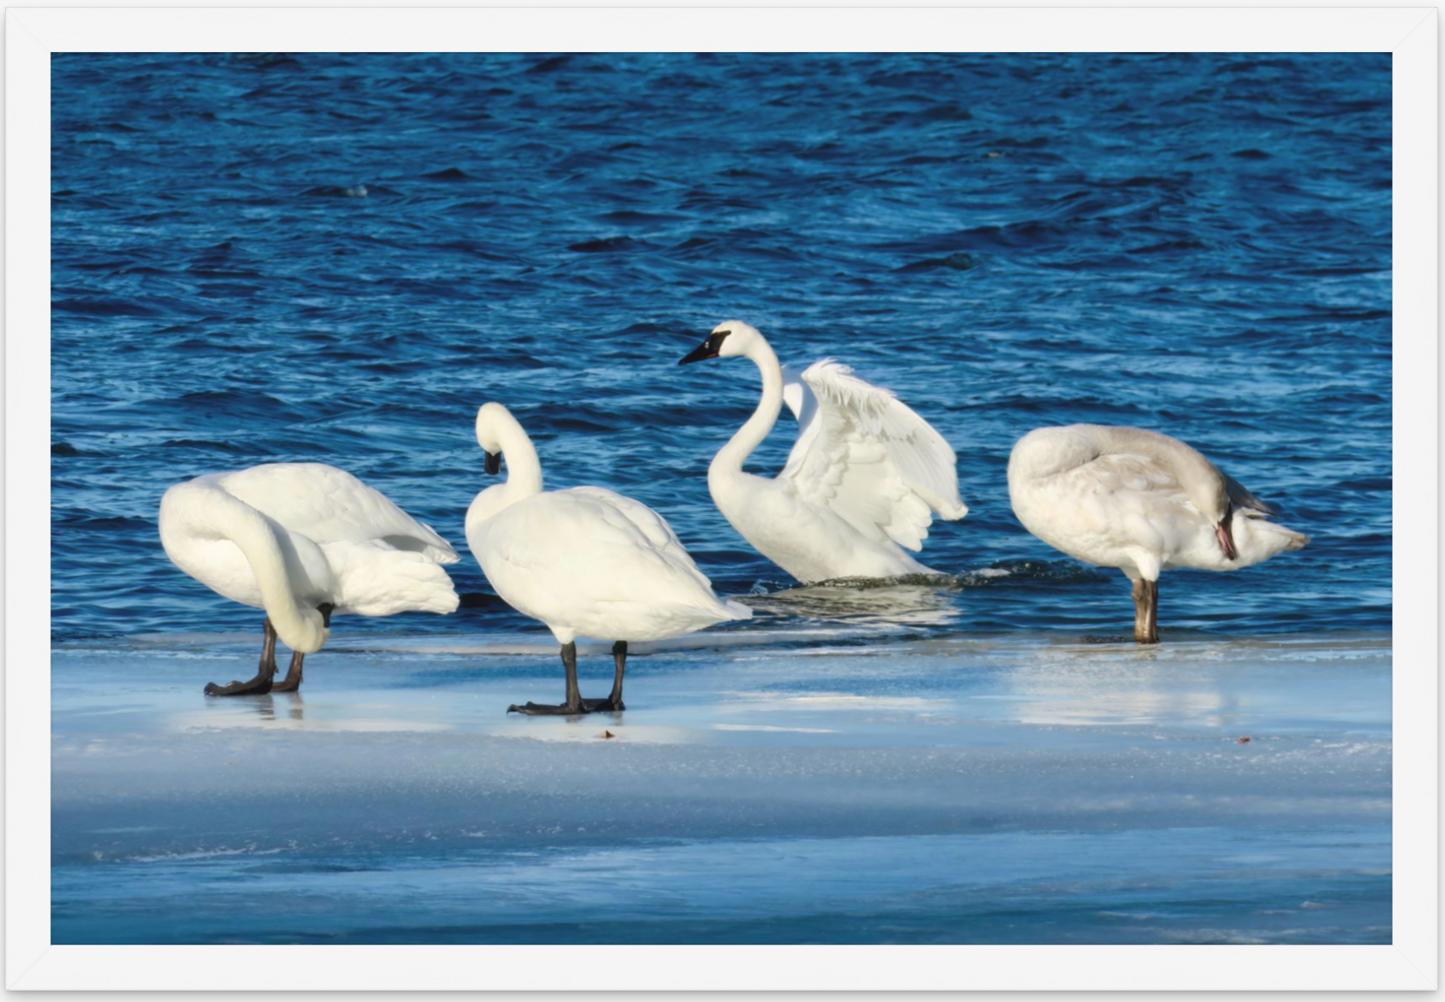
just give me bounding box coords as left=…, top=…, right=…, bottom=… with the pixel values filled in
left=475, top=401, right=516, bottom=474
left=679, top=320, right=763, bottom=364
left=277, top=602, right=333, bottom=654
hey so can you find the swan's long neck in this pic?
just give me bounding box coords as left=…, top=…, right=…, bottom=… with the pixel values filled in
left=711, top=338, right=784, bottom=481
left=469, top=413, right=545, bottom=526
left=496, top=416, right=544, bottom=501
left=175, top=482, right=327, bottom=651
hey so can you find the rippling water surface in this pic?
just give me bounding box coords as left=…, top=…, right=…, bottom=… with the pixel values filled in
left=51, top=52, right=1391, bottom=643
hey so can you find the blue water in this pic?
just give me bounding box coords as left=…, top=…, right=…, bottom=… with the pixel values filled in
left=51, top=52, right=1392, bottom=643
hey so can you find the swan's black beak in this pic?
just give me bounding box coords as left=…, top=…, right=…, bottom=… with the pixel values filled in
left=317, top=603, right=334, bottom=628
left=679, top=329, right=731, bottom=365
left=679, top=341, right=719, bottom=365
left=485, top=451, right=501, bottom=475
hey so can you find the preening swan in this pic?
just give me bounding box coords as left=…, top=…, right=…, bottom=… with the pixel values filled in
left=466, top=402, right=751, bottom=715
left=678, top=321, right=968, bottom=583
left=1007, top=424, right=1309, bottom=643
left=159, top=463, right=461, bottom=694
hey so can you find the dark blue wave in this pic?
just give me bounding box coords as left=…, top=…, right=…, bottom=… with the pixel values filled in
left=51, top=52, right=1391, bottom=643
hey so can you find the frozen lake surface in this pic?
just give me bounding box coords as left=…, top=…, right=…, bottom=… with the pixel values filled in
left=52, top=629, right=1391, bottom=944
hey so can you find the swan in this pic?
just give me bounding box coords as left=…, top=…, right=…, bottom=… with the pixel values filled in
left=678, top=320, right=968, bottom=583
left=465, top=402, right=751, bottom=715
left=1007, top=424, right=1310, bottom=643
left=159, top=463, right=461, bottom=694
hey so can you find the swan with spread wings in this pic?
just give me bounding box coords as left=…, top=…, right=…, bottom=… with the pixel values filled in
left=679, top=321, right=968, bottom=583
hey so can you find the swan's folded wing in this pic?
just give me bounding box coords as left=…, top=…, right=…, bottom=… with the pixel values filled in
left=485, top=490, right=726, bottom=614
left=566, top=487, right=715, bottom=591
left=779, top=360, right=967, bottom=552
left=221, top=463, right=459, bottom=562
left=1068, top=451, right=1190, bottom=506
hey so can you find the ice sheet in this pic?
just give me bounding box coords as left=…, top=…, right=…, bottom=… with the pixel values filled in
left=51, top=630, right=1391, bottom=944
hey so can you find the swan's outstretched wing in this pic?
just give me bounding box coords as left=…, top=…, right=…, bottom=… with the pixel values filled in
left=217, top=463, right=459, bottom=563
left=778, top=360, right=967, bottom=551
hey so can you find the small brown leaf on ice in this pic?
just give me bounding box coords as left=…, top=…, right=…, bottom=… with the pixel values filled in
left=1236, top=737, right=1251, bottom=744
left=602, top=730, right=615, bottom=739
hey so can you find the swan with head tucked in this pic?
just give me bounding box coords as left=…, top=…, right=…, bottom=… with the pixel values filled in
left=1007, top=424, right=1310, bottom=643
left=159, top=463, right=461, bottom=694
left=466, top=402, right=751, bottom=715
left=678, top=321, right=968, bottom=583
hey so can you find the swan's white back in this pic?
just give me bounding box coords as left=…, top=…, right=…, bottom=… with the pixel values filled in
left=216, top=464, right=455, bottom=560
left=159, top=462, right=461, bottom=651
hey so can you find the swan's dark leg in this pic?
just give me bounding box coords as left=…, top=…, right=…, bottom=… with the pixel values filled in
left=508, top=642, right=595, bottom=715
left=1132, top=579, right=1160, bottom=644
left=562, top=641, right=582, bottom=709
left=1147, top=580, right=1159, bottom=643
left=272, top=651, right=304, bottom=693
left=205, top=618, right=278, bottom=695
left=600, top=641, right=627, bottom=711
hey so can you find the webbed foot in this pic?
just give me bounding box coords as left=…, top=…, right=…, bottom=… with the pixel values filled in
left=207, top=617, right=280, bottom=696
left=204, top=675, right=274, bottom=696
left=507, top=698, right=614, bottom=716
left=507, top=701, right=583, bottom=716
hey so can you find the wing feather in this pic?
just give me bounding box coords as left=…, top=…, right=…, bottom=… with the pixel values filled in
left=218, top=463, right=459, bottom=563
left=1066, top=451, right=1190, bottom=507
left=566, top=486, right=715, bottom=592
left=779, top=360, right=966, bottom=551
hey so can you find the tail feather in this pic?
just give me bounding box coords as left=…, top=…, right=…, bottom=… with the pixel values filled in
left=326, top=542, right=460, bottom=617
left=1254, top=520, right=1310, bottom=554
left=1278, top=527, right=1310, bottom=552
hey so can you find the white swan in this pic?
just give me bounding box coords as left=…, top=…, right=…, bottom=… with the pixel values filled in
left=1007, top=424, right=1310, bottom=643
left=159, top=462, right=461, bottom=694
left=466, top=402, right=751, bottom=715
left=678, top=320, right=968, bottom=583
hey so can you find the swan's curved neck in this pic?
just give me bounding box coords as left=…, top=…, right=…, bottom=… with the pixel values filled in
left=496, top=416, right=544, bottom=500
left=470, top=414, right=545, bottom=525
left=192, top=485, right=326, bottom=649
left=712, top=338, right=783, bottom=480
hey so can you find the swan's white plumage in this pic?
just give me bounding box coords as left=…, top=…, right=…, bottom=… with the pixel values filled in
left=1007, top=424, right=1309, bottom=582
left=781, top=359, right=968, bottom=552
left=466, top=404, right=750, bottom=646
left=159, top=463, right=460, bottom=652
left=214, top=463, right=456, bottom=561
left=689, top=322, right=967, bottom=583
